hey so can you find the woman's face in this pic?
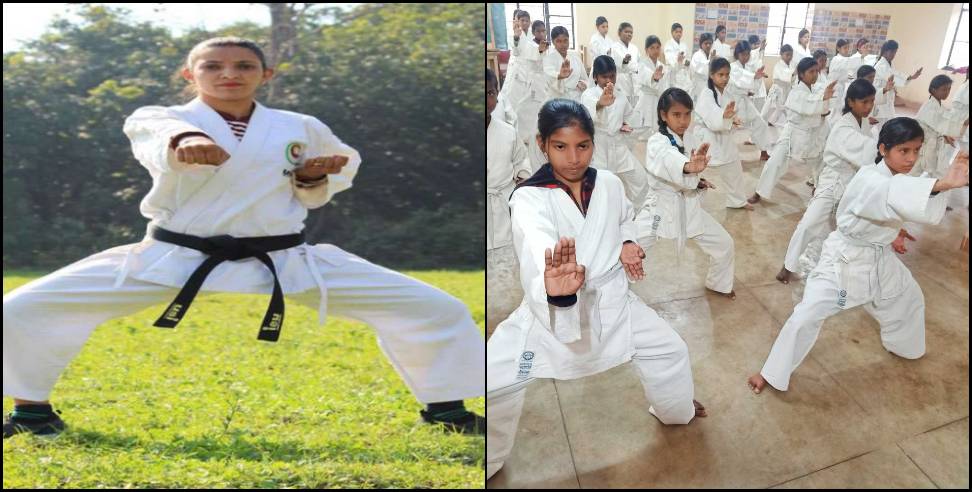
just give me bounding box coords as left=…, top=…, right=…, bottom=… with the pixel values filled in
left=800, top=32, right=809, bottom=46
left=595, top=71, right=617, bottom=88
left=598, top=22, right=609, bottom=35
left=672, top=27, right=683, bottom=42
left=848, top=94, right=875, bottom=119
left=701, top=40, right=713, bottom=55
left=884, top=48, right=898, bottom=62
left=517, top=16, right=531, bottom=33
left=931, top=83, right=953, bottom=102
left=554, top=34, right=570, bottom=55
left=859, top=42, right=871, bottom=55
left=619, top=26, right=633, bottom=44
left=660, top=100, right=693, bottom=136
left=881, top=137, right=923, bottom=174
left=839, top=43, right=851, bottom=56
left=538, top=123, right=594, bottom=183
left=183, top=46, right=271, bottom=102
left=736, top=50, right=751, bottom=65
left=646, top=43, right=661, bottom=60
left=711, top=65, right=730, bottom=89
left=801, top=65, right=819, bottom=86
left=782, top=51, right=793, bottom=64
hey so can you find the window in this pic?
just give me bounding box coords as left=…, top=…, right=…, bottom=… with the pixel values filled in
left=765, top=3, right=812, bottom=56
left=503, top=3, right=576, bottom=50
left=941, top=3, right=969, bottom=68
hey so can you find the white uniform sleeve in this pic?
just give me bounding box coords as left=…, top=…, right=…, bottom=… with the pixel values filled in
left=511, top=135, right=533, bottom=180
left=291, top=117, right=362, bottom=209
left=542, top=51, right=566, bottom=97
left=123, top=105, right=217, bottom=175
left=645, top=136, right=700, bottom=190
left=826, top=122, right=877, bottom=171
left=849, top=173, right=946, bottom=224
left=785, top=84, right=827, bottom=116
left=697, top=90, right=734, bottom=132
left=618, top=180, right=639, bottom=244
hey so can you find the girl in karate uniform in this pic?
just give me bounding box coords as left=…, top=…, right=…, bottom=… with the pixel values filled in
left=747, top=34, right=768, bottom=113
left=633, top=35, right=671, bottom=138
left=712, top=25, right=732, bottom=61
left=691, top=33, right=716, bottom=100
left=486, top=98, right=706, bottom=479
left=688, top=57, right=751, bottom=210
left=793, top=29, right=812, bottom=66
left=500, top=10, right=533, bottom=104
left=857, top=64, right=896, bottom=128
left=588, top=16, right=614, bottom=61
left=665, top=23, right=694, bottom=94
left=776, top=79, right=878, bottom=284
left=611, top=22, right=641, bottom=113
left=852, top=38, right=878, bottom=67
left=749, top=118, right=969, bottom=393
left=913, top=75, right=956, bottom=182
left=517, top=20, right=554, bottom=170
left=543, top=26, right=587, bottom=102
left=728, top=40, right=773, bottom=160
left=761, top=44, right=796, bottom=129
left=3, top=37, right=486, bottom=438
left=488, top=68, right=533, bottom=255
left=872, top=40, right=923, bottom=129
left=635, top=88, right=737, bottom=298
left=581, top=55, right=649, bottom=210
left=828, top=39, right=859, bottom=127
left=749, top=58, right=838, bottom=204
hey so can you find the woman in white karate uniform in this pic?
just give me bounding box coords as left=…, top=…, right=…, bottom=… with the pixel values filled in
left=913, top=75, right=957, bottom=181
left=665, top=23, right=694, bottom=94
left=828, top=39, right=859, bottom=127
left=611, top=22, right=641, bottom=113
left=747, top=34, right=769, bottom=113
left=517, top=21, right=555, bottom=171
left=3, top=37, right=486, bottom=438
left=543, top=26, right=588, bottom=102
left=588, top=16, right=614, bottom=61
left=691, top=33, right=716, bottom=100
left=872, top=40, right=923, bottom=129
left=633, top=35, right=671, bottom=137
left=761, top=44, right=796, bottom=129
left=749, top=58, right=838, bottom=204
left=947, top=73, right=969, bottom=153
left=500, top=10, right=533, bottom=105
left=688, top=57, right=751, bottom=209
left=712, top=25, right=732, bottom=60
left=634, top=88, right=737, bottom=298
left=851, top=38, right=878, bottom=68
left=487, top=98, right=706, bottom=479
left=487, top=68, right=533, bottom=254
left=793, top=29, right=812, bottom=66
left=776, top=79, right=878, bottom=284
left=728, top=40, right=773, bottom=160
left=858, top=64, right=896, bottom=127
left=581, top=55, right=649, bottom=210
left=748, top=118, right=970, bottom=394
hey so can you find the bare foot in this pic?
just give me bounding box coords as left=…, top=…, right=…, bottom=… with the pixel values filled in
left=760, top=150, right=770, bottom=160
left=747, top=193, right=761, bottom=204
left=747, top=373, right=767, bottom=394
left=776, top=266, right=793, bottom=284
left=693, top=399, right=707, bottom=417
left=707, top=287, right=737, bottom=300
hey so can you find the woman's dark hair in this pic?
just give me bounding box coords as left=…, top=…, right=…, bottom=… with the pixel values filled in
left=486, top=68, right=498, bottom=90
left=672, top=22, right=683, bottom=32
left=734, top=40, right=751, bottom=60
left=595, top=16, right=608, bottom=27
left=842, top=78, right=876, bottom=114
left=715, top=25, right=726, bottom=35
left=537, top=98, right=596, bottom=144
left=657, top=87, right=694, bottom=153
left=836, top=38, right=849, bottom=55
left=699, top=32, right=714, bottom=47
left=187, top=37, right=268, bottom=70
left=812, top=48, right=828, bottom=62
left=798, top=28, right=810, bottom=43
left=928, top=74, right=953, bottom=94
left=875, top=117, right=923, bottom=163
left=531, top=20, right=546, bottom=34
left=514, top=9, right=530, bottom=20
left=645, top=35, right=661, bottom=49
left=551, top=26, right=569, bottom=40
left=619, top=22, right=633, bottom=33
left=707, top=57, right=732, bottom=105
left=856, top=38, right=869, bottom=50
left=748, top=34, right=760, bottom=45
left=857, top=64, right=877, bottom=79
left=592, top=55, right=617, bottom=78
left=877, top=39, right=899, bottom=65
left=780, top=44, right=793, bottom=55
left=796, top=57, right=818, bottom=82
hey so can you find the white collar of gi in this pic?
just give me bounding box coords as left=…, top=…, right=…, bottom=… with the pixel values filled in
left=186, top=97, right=272, bottom=168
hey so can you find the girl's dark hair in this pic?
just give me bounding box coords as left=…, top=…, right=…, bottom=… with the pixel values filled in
left=857, top=64, right=877, bottom=79
left=734, top=40, right=751, bottom=60
left=619, top=22, right=633, bottom=33
left=875, top=117, right=923, bottom=163
left=595, top=16, right=608, bottom=27
left=748, top=34, right=760, bottom=45
left=715, top=25, right=726, bottom=35
left=592, top=55, right=617, bottom=78
left=699, top=32, right=714, bottom=46
left=486, top=68, right=498, bottom=90
left=780, top=44, right=794, bottom=55
left=657, top=87, right=694, bottom=153
left=796, top=57, right=818, bottom=81
left=929, top=74, right=953, bottom=94
left=672, top=22, right=683, bottom=32
left=537, top=98, right=596, bottom=144
left=187, top=37, right=268, bottom=70
left=812, top=48, right=828, bottom=62
left=707, top=57, right=731, bottom=105
left=836, top=38, right=849, bottom=55
left=877, top=39, right=899, bottom=65
left=531, top=20, right=546, bottom=34
left=842, top=78, right=876, bottom=115
left=551, top=26, right=569, bottom=40
left=515, top=9, right=530, bottom=20
left=798, top=28, right=810, bottom=42
left=856, top=38, right=869, bottom=50
left=645, top=35, right=661, bottom=49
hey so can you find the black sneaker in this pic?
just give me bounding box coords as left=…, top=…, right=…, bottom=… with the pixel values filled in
left=420, top=408, right=485, bottom=435
left=3, top=410, right=66, bottom=438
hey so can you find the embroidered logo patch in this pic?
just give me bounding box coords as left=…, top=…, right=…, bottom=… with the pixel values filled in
left=516, top=351, right=535, bottom=380
left=652, top=214, right=661, bottom=231
left=837, top=289, right=847, bottom=307
left=285, top=142, right=306, bottom=166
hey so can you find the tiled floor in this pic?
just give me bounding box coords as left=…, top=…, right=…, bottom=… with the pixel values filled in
left=486, top=107, right=970, bottom=488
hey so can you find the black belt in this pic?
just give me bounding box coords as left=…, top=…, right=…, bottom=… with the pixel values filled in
left=150, top=226, right=306, bottom=342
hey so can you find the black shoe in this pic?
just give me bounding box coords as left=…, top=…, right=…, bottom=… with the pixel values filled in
left=3, top=410, right=66, bottom=438
left=420, top=408, right=485, bottom=435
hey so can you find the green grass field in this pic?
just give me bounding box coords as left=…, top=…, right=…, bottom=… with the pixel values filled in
left=2, top=270, right=485, bottom=488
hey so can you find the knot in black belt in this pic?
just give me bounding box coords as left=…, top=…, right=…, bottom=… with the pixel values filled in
left=150, top=226, right=306, bottom=342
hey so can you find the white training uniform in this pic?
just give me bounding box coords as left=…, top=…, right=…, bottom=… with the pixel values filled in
left=634, top=132, right=735, bottom=293
left=487, top=117, right=533, bottom=251
left=486, top=168, right=698, bottom=478
left=2, top=98, right=486, bottom=404
left=761, top=59, right=796, bottom=128
left=756, top=81, right=831, bottom=198
left=913, top=97, right=955, bottom=178
left=581, top=84, right=649, bottom=209
left=500, top=33, right=530, bottom=109
left=690, top=49, right=712, bottom=100
left=872, top=57, right=910, bottom=123
left=793, top=43, right=812, bottom=64
left=747, top=47, right=768, bottom=111
left=632, top=55, right=671, bottom=135
left=589, top=32, right=614, bottom=61
left=758, top=162, right=948, bottom=391
left=729, top=59, right=774, bottom=151
left=665, top=37, right=694, bottom=93
left=828, top=53, right=859, bottom=126
left=543, top=49, right=588, bottom=102
left=688, top=85, right=749, bottom=208
left=712, top=38, right=732, bottom=61
left=946, top=80, right=969, bottom=153
left=611, top=40, right=641, bottom=107
left=516, top=37, right=551, bottom=170
left=781, top=112, right=876, bottom=272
